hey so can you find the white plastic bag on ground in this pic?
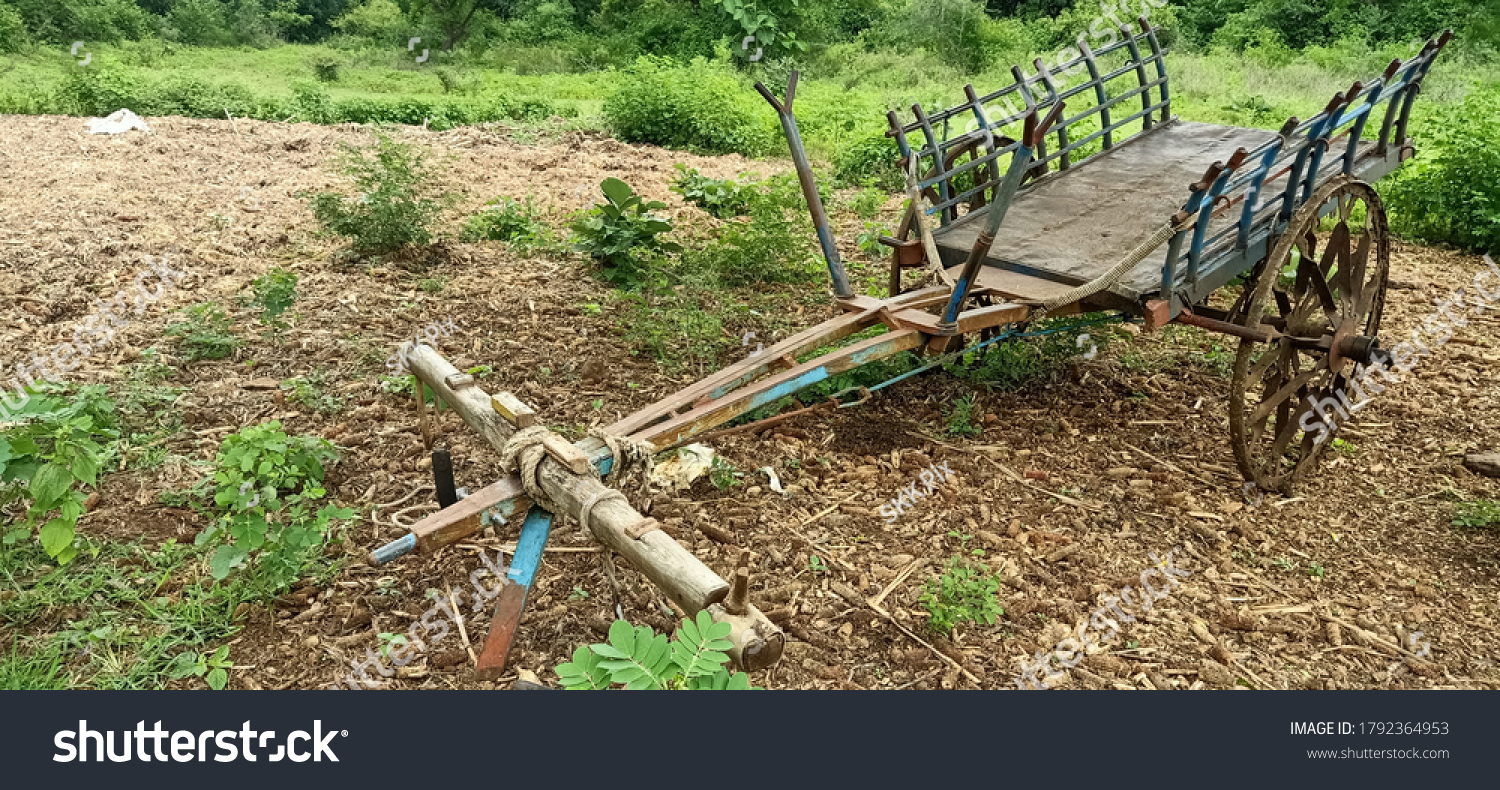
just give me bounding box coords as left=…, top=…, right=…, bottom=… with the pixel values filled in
left=85, top=109, right=152, bottom=135
left=650, top=444, right=715, bottom=490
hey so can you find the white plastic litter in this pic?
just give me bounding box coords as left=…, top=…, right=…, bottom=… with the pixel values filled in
left=649, top=444, right=715, bottom=491
left=759, top=466, right=785, bottom=494
left=85, top=109, right=152, bottom=135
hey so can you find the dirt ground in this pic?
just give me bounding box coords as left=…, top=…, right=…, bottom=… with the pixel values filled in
left=2, top=112, right=1497, bottom=691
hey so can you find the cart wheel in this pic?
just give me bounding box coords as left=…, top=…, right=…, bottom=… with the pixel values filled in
left=1229, top=177, right=1390, bottom=493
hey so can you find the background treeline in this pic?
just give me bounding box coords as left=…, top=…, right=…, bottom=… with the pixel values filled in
left=1, top=0, right=1496, bottom=252
left=0, top=1, right=1492, bottom=63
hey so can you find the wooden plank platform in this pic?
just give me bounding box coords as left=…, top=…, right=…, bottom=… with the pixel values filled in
left=932, top=119, right=1280, bottom=301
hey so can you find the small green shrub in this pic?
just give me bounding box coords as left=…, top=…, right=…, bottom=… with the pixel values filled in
left=1387, top=86, right=1500, bottom=254
left=312, top=58, right=340, bottom=82
left=945, top=394, right=982, bottom=437
left=833, top=132, right=903, bottom=190
left=54, top=66, right=147, bottom=117
left=197, top=421, right=352, bottom=588
left=304, top=130, right=454, bottom=258
left=920, top=556, right=1003, bottom=636
left=460, top=196, right=556, bottom=253
left=681, top=191, right=818, bottom=287
left=571, top=178, right=681, bottom=288
left=555, top=612, right=759, bottom=690
left=165, top=303, right=240, bottom=361
left=249, top=268, right=298, bottom=328
left=671, top=165, right=755, bottom=218
left=604, top=56, right=776, bottom=157
left=0, top=386, right=118, bottom=564
left=1453, top=500, right=1500, bottom=529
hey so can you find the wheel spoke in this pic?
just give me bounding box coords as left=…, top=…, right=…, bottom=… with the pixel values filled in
left=1250, top=355, right=1326, bottom=426
left=1349, top=231, right=1373, bottom=316
left=1307, top=242, right=1343, bottom=327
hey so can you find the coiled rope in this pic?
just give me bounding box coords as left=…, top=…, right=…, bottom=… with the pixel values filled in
left=499, top=425, right=657, bottom=536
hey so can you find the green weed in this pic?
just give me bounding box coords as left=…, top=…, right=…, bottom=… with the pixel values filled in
left=165, top=302, right=240, bottom=361
left=920, top=556, right=1003, bottom=636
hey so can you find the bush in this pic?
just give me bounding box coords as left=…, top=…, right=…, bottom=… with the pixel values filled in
left=304, top=130, right=454, bottom=257
left=165, top=0, right=235, bottom=46
left=312, top=58, right=340, bottom=82
left=1386, top=86, right=1500, bottom=254
left=149, top=75, right=256, bottom=118
left=197, top=421, right=353, bottom=588
left=681, top=190, right=818, bottom=287
left=330, top=0, right=409, bottom=44
left=571, top=177, right=682, bottom=288
left=249, top=267, right=298, bottom=327
left=833, top=131, right=903, bottom=190
left=604, top=56, right=776, bottom=157
left=54, top=65, right=148, bottom=117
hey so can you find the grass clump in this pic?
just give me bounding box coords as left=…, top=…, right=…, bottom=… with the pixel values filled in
left=460, top=195, right=557, bottom=253
left=165, top=302, right=240, bottom=361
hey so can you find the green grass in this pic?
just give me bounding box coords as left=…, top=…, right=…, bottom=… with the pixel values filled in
left=0, top=539, right=253, bottom=689
left=1, top=36, right=1492, bottom=156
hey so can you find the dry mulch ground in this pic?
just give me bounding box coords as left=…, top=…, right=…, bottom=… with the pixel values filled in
left=1, top=112, right=1496, bottom=691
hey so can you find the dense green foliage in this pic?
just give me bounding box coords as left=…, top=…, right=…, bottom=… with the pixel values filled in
left=0, top=386, right=117, bottom=564
left=1386, top=85, right=1500, bottom=254
left=603, top=55, right=776, bottom=155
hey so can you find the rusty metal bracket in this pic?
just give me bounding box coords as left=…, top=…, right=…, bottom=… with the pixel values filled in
left=832, top=386, right=872, bottom=408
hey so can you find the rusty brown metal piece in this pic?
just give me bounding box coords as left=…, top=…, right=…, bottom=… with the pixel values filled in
left=1173, top=310, right=1278, bottom=343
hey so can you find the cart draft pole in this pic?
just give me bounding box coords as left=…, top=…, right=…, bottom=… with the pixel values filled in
left=756, top=72, right=854, bottom=299
left=383, top=344, right=785, bottom=675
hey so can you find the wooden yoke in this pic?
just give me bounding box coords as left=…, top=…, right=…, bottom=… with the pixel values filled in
left=400, top=344, right=784, bottom=672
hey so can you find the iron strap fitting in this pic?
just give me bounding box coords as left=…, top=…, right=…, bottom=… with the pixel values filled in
left=831, top=386, right=873, bottom=408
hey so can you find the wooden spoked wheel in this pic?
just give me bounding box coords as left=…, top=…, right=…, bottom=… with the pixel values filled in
left=1229, top=177, right=1391, bottom=493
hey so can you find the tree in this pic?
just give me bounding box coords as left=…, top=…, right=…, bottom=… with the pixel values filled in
left=412, top=0, right=520, bottom=50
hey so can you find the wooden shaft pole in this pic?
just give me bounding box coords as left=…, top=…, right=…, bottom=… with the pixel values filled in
left=402, top=345, right=786, bottom=670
